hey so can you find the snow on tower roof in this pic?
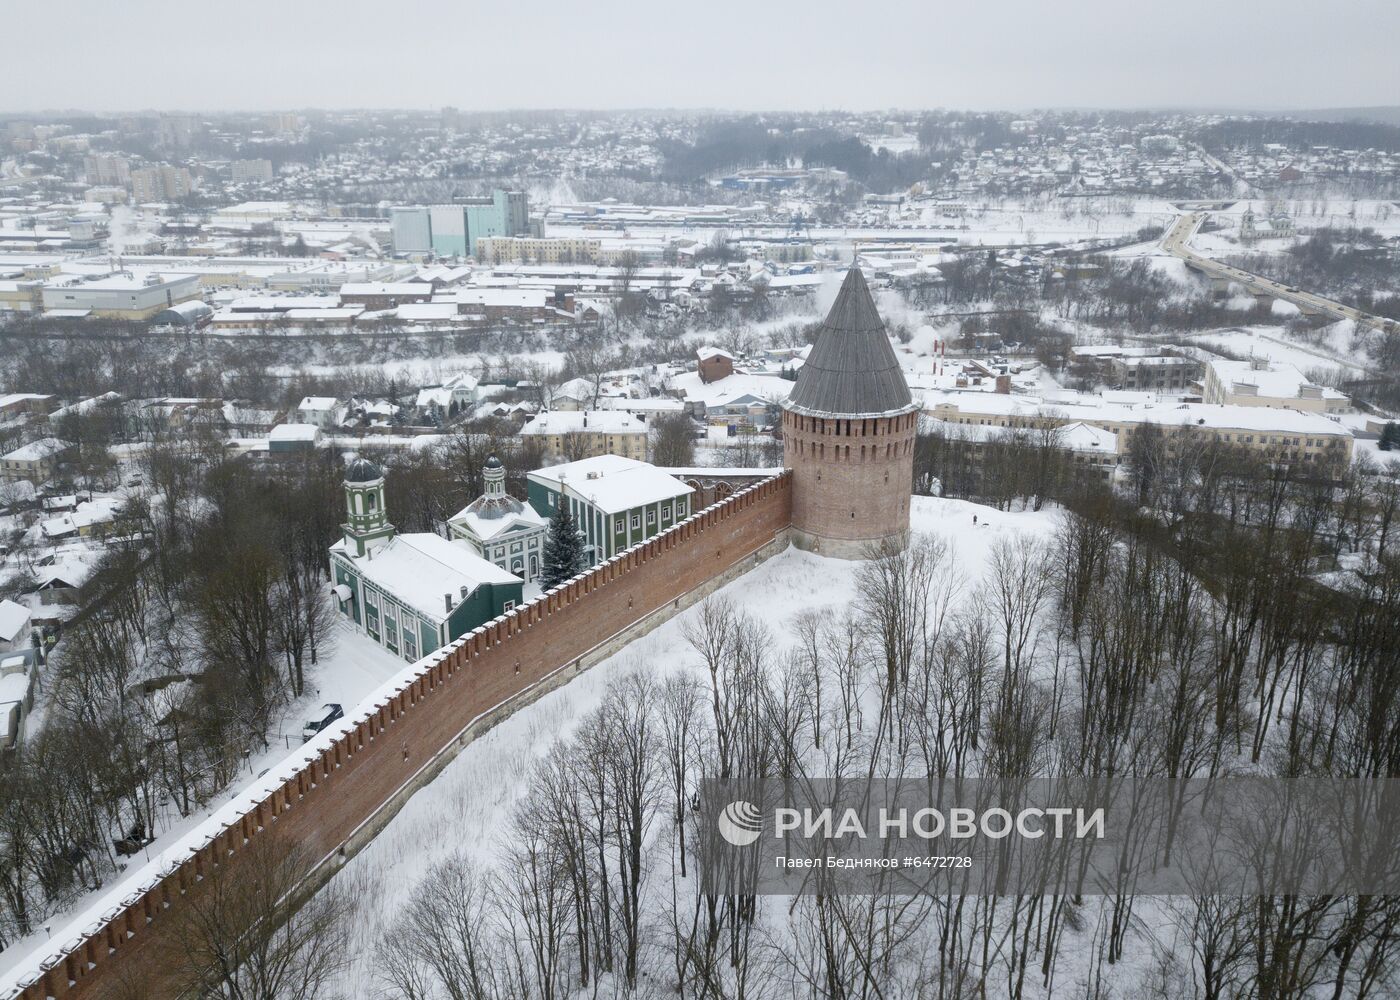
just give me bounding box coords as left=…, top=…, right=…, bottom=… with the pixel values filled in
left=782, top=267, right=916, bottom=419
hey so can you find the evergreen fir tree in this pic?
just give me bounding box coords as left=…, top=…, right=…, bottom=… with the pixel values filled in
left=541, top=501, right=585, bottom=589
left=1381, top=422, right=1399, bottom=452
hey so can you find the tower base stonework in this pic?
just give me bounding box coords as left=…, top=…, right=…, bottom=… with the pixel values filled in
left=789, top=525, right=909, bottom=560
left=781, top=407, right=918, bottom=560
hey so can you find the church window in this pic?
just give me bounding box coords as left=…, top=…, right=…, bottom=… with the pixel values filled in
left=367, top=493, right=377, bottom=511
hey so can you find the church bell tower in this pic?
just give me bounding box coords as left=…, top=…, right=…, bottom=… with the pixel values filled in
left=343, top=457, right=395, bottom=557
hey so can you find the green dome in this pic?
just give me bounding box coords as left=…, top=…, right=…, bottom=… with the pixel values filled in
left=345, top=457, right=383, bottom=483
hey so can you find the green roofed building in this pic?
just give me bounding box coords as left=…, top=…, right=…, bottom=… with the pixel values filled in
left=329, top=457, right=523, bottom=661
left=526, top=455, right=694, bottom=568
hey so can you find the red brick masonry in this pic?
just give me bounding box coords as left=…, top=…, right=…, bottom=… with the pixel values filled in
left=782, top=410, right=916, bottom=557
left=10, top=473, right=792, bottom=1000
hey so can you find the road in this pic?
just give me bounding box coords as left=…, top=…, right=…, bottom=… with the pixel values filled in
left=1161, top=212, right=1396, bottom=335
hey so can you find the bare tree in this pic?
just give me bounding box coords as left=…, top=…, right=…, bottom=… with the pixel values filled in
left=171, top=836, right=354, bottom=1000
left=375, top=854, right=504, bottom=1000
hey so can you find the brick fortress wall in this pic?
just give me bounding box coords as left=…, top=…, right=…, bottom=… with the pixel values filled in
left=11, top=473, right=793, bottom=1000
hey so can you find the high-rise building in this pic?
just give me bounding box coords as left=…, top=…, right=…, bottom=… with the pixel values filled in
left=463, top=190, right=528, bottom=245
left=428, top=204, right=471, bottom=257
left=389, top=190, right=530, bottom=257
left=157, top=114, right=199, bottom=149
left=230, top=158, right=273, bottom=184
left=130, top=165, right=193, bottom=203
left=269, top=113, right=303, bottom=135
left=83, top=154, right=130, bottom=186
left=391, top=207, right=434, bottom=254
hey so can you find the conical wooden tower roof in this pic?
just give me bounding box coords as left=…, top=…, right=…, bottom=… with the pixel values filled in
left=783, top=267, right=916, bottom=418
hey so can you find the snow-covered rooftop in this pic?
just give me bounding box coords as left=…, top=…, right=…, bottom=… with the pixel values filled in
left=298, top=396, right=340, bottom=411
left=1208, top=359, right=1347, bottom=400
left=0, top=599, right=31, bottom=643
left=520, top=410, right=647, bottom=436
left=529, top=455, right=692, bottom=514
left=924, top=389, right=1353, bottom=437
left=270, top=423, right=320, bottom=442
left=333, top=533, right=519, bottom=623
left=2, top=437, right=71, bottom=462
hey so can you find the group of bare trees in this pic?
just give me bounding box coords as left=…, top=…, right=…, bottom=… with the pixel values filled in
left=916, top=420, right=1079, bottom=511
left=359, top=437, right=1400, bottom=1000
left=17, top=426, right=1387, bottom=995
left=0, top=442, right=342, bottom=950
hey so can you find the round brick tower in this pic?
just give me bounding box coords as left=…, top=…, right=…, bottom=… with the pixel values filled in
left=782, top=267, right=919, bottom=558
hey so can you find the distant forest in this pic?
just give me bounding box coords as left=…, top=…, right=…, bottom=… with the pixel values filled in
left=1196, top=117, right=1400, bottom=153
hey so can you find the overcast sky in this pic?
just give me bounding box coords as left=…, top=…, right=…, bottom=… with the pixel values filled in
left=6, top=0, right=1398, bottom=114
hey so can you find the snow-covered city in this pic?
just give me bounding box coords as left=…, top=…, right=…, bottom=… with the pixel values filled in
left=3, top=2, right=1400, bottom=998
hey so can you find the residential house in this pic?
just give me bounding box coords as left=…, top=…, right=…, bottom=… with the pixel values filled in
left=520, top=410, right=648, bottom=462
left=1, top=438, right=74, bottom=485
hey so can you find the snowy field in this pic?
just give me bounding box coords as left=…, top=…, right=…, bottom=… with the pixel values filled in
left=324, top=495, right=1062, bottom=993
left=1164, top=198, right=1400, bottom=262
left=551, top=198, right=1179, bottom=250
left=1178, top=323, right=1372, bottom=377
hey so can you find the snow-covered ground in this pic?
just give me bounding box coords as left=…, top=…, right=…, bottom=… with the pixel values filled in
left=0, top=620, right=405, bottom=982
left=1179, top=324, right=1370, bottom=377
left=554, top=198, right=1181, bottom=251
left=324, top=495, right=1062, bottom=992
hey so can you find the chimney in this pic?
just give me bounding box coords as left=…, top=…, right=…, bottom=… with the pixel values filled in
left=460, top=585, right=469, bottom=598
left=444, top=593, right=453, bottom=612
left=995, top=374, right=1011, bottom=394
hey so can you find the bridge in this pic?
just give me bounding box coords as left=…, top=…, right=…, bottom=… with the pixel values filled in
left=1163, top=212, right=1397, bottom=335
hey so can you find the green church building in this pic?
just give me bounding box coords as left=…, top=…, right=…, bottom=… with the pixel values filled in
left=329, top=457, right=523, bottom=661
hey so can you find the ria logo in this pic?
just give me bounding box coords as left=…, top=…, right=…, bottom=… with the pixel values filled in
left=718, top=800, right=763, bottom=846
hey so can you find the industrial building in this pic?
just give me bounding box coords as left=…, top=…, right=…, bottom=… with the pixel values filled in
left=391, top=190, right=529, bottom=257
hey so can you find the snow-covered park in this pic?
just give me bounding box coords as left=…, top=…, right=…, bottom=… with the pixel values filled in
left=325, top=495, right=1063, bottom=994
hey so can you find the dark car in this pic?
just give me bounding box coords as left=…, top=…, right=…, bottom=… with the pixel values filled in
left=302, top=703, right=343, bottom=742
